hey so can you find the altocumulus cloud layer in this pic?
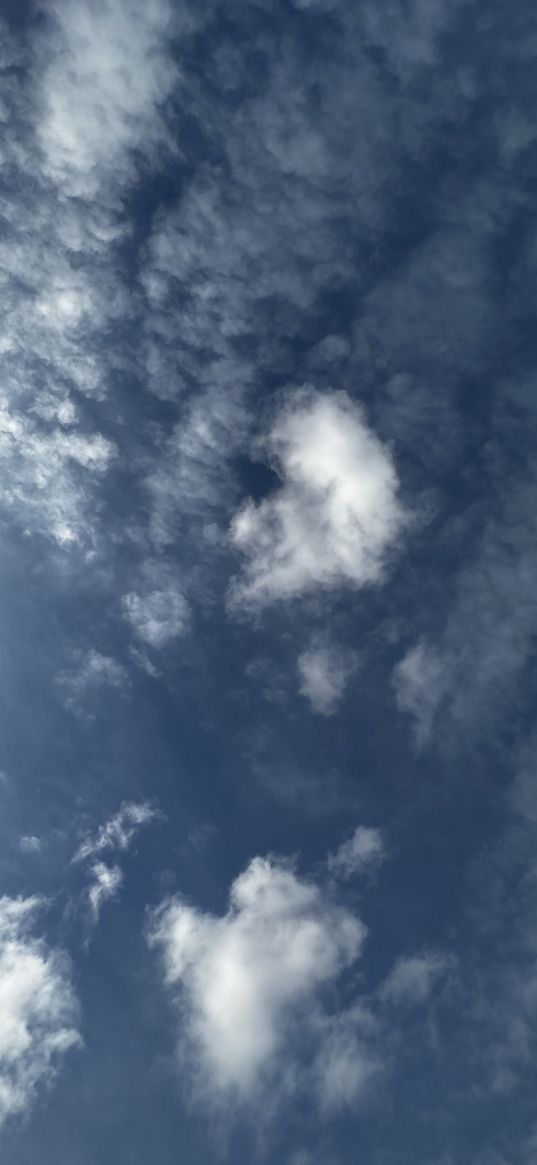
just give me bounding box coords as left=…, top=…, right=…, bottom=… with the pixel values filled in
left=1, top=1, right=537, bottom=1164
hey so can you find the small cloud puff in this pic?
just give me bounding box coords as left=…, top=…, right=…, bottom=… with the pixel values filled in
left=298, top=637, right=358, bottom=715
left=19, top=836, right=42, bottom=855
left=328, top=826, right=386, bottom=880
left=230, top=388, right=406, bottom=606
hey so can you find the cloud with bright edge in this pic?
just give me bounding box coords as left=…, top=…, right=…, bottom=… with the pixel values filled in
left=328, top=826, right=386, bottom=880
left=148, top=856, right=379, bottom=1110
left=298, top=638, right=357, bottom=715
left=230, top=388, right=405, bottom=606
left=0, top=897, right=79, bottom=1126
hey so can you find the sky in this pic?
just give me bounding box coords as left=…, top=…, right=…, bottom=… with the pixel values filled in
left=0, top=1, right=536, bottom=1162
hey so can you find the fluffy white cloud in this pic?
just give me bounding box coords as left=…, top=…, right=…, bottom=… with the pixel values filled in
left=122, top=585, right=189, bottom=649
left=149, top=856, right=375, bottom=1109
left=74, top=800, right=156, bottom=863
left=87, top=862, right=123, bottom=923
left=381, top=952, right=451, bottom=1006
left=230, top=389, right=405, bottom=606
left=0, top=897, right=79, bottom=1126
left=328, top=826, right=386, bottom=880
left=297, top=638, right=357, bottom=715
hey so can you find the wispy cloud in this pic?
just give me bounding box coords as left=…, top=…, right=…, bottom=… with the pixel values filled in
left=74, top=800, right=156, bottom=864
left=328, top=827, right=386, bottom=880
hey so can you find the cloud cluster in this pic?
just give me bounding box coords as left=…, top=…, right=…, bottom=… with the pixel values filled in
left=0, top=897, right=79, bottom=1126
left=149, top=856, right=378, bottom=1111
left=87, top=863, right=123, bottom=924
left=230, top=390, right=406, bottom=606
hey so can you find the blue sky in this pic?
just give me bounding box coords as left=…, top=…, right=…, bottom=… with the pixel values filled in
left=0, top=1, right=536, bottom=1162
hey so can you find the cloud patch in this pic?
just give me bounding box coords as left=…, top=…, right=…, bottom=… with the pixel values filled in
left=74, top=800, right=156, bottom=863
left=230, top=389, right=406, bottom=606
left=328, top=826, right=386, bottom=880
left=148, top=856, right=376, bottom=1111
left=297, top=637, right=358, bottom=715
left=0, top=897, right=79, bottom=1126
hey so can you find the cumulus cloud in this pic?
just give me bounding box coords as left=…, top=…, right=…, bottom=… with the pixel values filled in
left=0, top=897, right=79, bottom=1126
left=19, top=836, right=42, bottom=855
left=328, top=827, right=386, bottom=880
left=297, top=638, right=358, bottom=715
left=230, top=389, right=405, bottom=606
left=74, top=800, right=156, bottom=863
left=148, top=856, right=375, bottom=1110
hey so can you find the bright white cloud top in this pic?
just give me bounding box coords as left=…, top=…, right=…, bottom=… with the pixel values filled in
left=230, top=389, right=405, bottom=605
left=0, top=897, right=79, bottom=1126
left=149, top=856, right=377, bottom=1109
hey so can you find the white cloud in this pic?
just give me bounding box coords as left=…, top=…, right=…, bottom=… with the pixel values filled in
left=230, top=389, right=405, bottom=606
left=122, top=585, right=189, bottom=649
left=37, top=0, right=178, bottom=198
left=149, top=856, right=373, bottom=1109
left=328, top=826, right=386, bottom=880
left=87, top=862, right=123, bottom=923
left=74, top=800, right=156, bottom=863
left=381, top=952, right=451, bottom=1006
left=297, top=638, right=357, bottom=715
left=0, top=897, right=79, bottom=1126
